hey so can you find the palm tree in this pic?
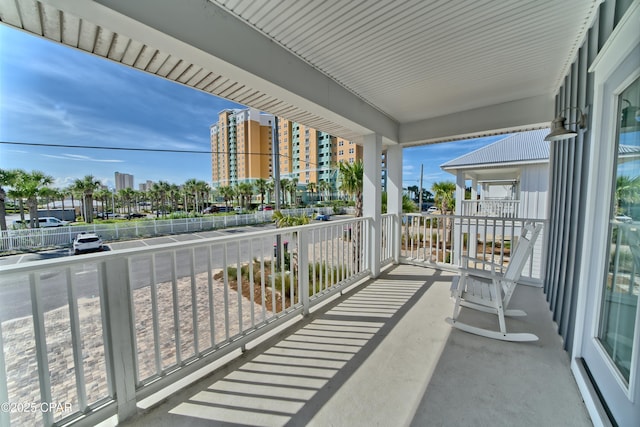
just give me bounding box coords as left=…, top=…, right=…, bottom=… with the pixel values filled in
left=17, top=170, right=54, bottom=228
left=407, top=185, right=419, bottom=201
left=279, top=178, right=291, bottom=206
left=183, top=178, right=198, bottom=211
left=615, top=175, right=640, bottom=215
left=195, top=180, right=211, bottom=212
left=39, top=186, right=58, bottom=217
left=237, top=182, right=254, bottom=209
left=152, top=181, right=171, bottom=217
left=338, top=160, right=364, bottom=217
left=318, top=180, right=331, bottom=202
left=95, top=188, right=112, bottom=218
left=0, top=168, right=20, bottom=230
left=169, top=184, right=181, bottom=212
left=266, top=180, right=275, bottom=204
left=119, top=188, right=136, bottom=217
left=306, top=182, right=317, bottom=203
left=218, top=185, right=235, bottom=211
left=290, top=177, right=299, bottom=206
left=255, top=178, right=269, bottom=205
left=64, top=186, right=77, bottom=218
left=431, top=181, right=456, bottom=214
left=73, top=175, right=102, bottom=223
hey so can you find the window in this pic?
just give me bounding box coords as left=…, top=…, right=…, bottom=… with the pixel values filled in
left=598, top=76, right=640, bottom=384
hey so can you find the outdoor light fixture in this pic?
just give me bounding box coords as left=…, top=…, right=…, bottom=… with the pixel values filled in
left=544, top=107, right=587, bottom=141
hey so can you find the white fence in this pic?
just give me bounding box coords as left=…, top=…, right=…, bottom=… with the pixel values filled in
left=401, top=213, right=546, bottom=284
left=0, top=208, right=331, bottom=252
left=0, top=217, right=372, bottom=427
left=460, top=200, right=520, bottom=218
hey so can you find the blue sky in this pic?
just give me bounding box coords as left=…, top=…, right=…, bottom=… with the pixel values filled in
left=0, top=25, right=504, bottom=191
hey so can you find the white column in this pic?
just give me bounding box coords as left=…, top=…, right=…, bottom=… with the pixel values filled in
left=469, top=176, right=478, bottom=259
left=453, top=171, right=466, bottom=265
left=386, top=144, right=403, bottom=263
left=363, top=134, right=382, bottom=277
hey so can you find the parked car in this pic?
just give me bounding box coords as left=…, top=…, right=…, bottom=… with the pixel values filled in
left=126, top=213, right=146, bottom=219
left=615, top=214, right=633, bottom=223
left=12, top=217, right=69, bottom=228
left=202, top=206, right=219, bottom=214
left=426, top=206, right=440, bottom=214
left=315, top=213, right=330, bottom=221
left=72, top=232, right=103, bottom=255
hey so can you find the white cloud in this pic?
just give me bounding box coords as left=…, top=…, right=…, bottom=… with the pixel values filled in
left=42, top=153, right=124, bottom=163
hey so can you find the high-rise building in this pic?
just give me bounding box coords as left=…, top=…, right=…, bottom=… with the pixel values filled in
left=138, top=180, right=154, bottom=192
left=210, top=109, right=363, bottom=190
left=277, top=119, right=361, bottom=188
left=115, top=172, right=134, bottom=191
left=211, top=108, right=274, bottom=186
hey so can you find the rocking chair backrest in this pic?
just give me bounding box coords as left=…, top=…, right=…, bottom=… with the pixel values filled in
left=503, top=222, right=543, bottom=283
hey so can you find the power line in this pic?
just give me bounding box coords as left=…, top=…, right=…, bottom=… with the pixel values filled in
left=0, top=140, right=334, bottom=169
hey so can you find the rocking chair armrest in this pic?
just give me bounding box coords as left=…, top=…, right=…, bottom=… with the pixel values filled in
left=460, top=267, right=502, bottom=282
left=460, top=256, right=504, bottom=272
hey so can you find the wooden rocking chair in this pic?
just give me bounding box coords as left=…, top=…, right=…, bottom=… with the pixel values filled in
left=445, top=221, right=543, bottom=342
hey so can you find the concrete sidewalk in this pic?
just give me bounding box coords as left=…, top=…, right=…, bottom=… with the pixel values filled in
left=123, top=264, right=591, bottom=427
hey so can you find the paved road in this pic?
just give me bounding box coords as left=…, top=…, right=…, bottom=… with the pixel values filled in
left=0, top=217, right=350, bottom=322
left=0, top=223, right=289, bottom=322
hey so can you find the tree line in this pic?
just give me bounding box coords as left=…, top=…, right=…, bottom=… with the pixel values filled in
left=0, top=163, right=459, bottom=231
left=0, top=169, right=212, bottom=230
left=0, top=161, right=370, bottom=231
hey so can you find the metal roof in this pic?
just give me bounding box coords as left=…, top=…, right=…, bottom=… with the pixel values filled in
left=441, top=129, right=550, bottom=170
left=0, top=0, right=601, bottom=144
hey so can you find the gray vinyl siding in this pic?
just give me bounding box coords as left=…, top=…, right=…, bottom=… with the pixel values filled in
left=545, top=0, right=631, bottom=354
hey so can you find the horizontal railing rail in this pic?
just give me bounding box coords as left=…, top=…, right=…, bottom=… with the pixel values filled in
left=0, top=217, right=371, bottom=426
left=401, top=213, right=546, bottom=284
left=0, top=208, right=332, bottom=252
left=460, top=200, right=520, bottom=218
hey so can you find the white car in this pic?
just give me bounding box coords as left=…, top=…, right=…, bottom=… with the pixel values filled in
left=426, top=206, right=440, bottom=214
left=73, top=232, right=103, bottom=255
left=12, top=217, right=69, bottom=228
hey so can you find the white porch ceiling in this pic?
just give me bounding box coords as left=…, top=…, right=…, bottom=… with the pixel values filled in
left=0, top=0, right=600, bottom=144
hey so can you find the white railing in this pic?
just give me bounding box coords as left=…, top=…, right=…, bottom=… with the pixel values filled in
left=460, top=200, right=520, bottom=218
left=0, top=217, right=371, bottom=427
left=401, top=213, right=546, bottom=284
left=0, top=208, right=332, bottom=252
left=380, top=213, right=396, bottom=267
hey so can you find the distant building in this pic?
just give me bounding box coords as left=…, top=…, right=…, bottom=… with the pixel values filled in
left=115, top=172, right=134, bottom=191
left=210, top=109, right=364, bottom=196
left=277, top=119, right=361, bottom=189
left=139, top=180, right=154, bottom=192
left=211, top=108, right=274, bottom=186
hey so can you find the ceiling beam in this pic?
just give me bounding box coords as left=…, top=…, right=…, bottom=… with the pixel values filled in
left=399, top=94, right=554, bottom=145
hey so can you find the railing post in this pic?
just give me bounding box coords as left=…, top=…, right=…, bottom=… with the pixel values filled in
left=298, top=229, right=310, bottom=315
left=102, top=257, right=138, bottom=422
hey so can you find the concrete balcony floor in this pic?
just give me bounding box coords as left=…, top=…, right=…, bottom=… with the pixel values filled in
left=122, top=264, right=591, bottom=427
